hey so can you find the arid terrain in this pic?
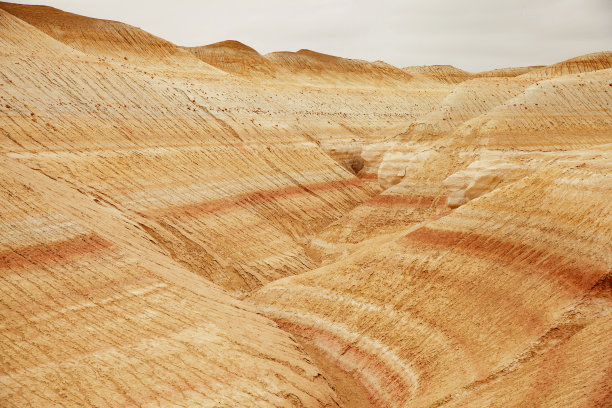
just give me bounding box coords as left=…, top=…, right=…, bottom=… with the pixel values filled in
left=0, top=2, right=610, bottom=407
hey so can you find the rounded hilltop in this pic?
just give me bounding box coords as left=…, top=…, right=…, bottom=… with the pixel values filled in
left=199, top=39, right=260, bottom=54
left=0, top=1, right=222, bottom=71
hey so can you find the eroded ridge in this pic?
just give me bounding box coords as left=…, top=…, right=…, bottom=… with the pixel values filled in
left=251, top=167, right=612, bottom=407
left=0, top=2, right=610, bottom=407
left=0, top=157, right=344, bottom=407
left=0, top=5, right=449, bottom=295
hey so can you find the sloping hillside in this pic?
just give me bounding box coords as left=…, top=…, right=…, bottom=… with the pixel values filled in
left=0, top=6, right=452, bottom=295
left=187, top=40, right=276, bottom=76
left=252, top=165, right=612, bottom=407
left=0, top=155, right=343, bottom=407
left=403, top=65, right=473, bottom=84
left=313, top=58, right=612, bottom=262
left=0, top=2, right=222, bottom=71
left=0, top=2, right=610, bottom=408
left=463, top=68, right=612, bottom=149
left=521, top=51, right=612, bottom=79
left=189, top=42, right=418, bottom=87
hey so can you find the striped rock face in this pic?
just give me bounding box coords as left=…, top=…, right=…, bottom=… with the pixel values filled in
left=0, top=5, right=450, bottom=295
left=0, top=157, right=342, bottom=407
left=252, top=167, right=612, bottom=407
left=0, top=2, right=611, bottom=408
left=315, top=57, right=612, bottom=263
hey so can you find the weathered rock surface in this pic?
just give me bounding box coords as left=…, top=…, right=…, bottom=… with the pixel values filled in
left=316, top=56, right=612, bottom=261
left=0, top=5, right=449, bottom=295
left=0, top=156, right=342, bottom=407
left=521, top=51, right=612, bottom=80
left=442, top=155, right=527, bottom=208
left=402, top=65, right=473, bottom=84
left=252, top=166, right=612, bottom=407
left=0, top=2, right=610, bottom=407
left=0, top=2, right=222, bottom=71
left=191, top=43, right=419, bottom=87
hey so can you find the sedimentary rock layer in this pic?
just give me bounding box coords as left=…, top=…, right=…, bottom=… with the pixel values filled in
left=0, top=157, right=341, bottom=407
left=462, top=68, right=612, bottom=149
left=1, top=2, right=611, bottom=407
left=0, top=5, right=451, bottom=295
left=252, top=166, right=612, bottom=407
left=521, top=51, right=612, bottom=80
left=402, top=65, right=473, bottom=84
left=190, top=42, right=418, bottom=87
left=0, top=2, right=221, bottom=71
left=316, top=56, right=612, bottom=262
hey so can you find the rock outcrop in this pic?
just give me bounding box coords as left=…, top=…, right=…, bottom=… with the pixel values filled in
left=442, top=155, right=527, bottom=208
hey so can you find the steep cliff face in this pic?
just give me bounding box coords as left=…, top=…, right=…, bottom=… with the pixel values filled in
left=1, top=2, right=610, bottom=408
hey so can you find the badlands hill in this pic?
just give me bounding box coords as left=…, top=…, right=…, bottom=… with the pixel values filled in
left=190, top=41, right=416, bottom=87
left=0, top=2, right=221, bottom=71
left=0, top=2, right=611, bottom=408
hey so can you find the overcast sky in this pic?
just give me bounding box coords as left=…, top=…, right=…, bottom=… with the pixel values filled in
left=11, top=0, right=612, bottom=72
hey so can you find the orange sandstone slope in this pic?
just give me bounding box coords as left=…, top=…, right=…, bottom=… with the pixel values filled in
left=313, top=55, right=612, bottom=262
left=0, top=1, right=611, bottom=408
left=520, top=51, right=612, bottom=79
left=474, top=65, right=544, bottom=78
left=403, top=65, right=473, bottom=84
left=463, top=68, right=612, bottom=149
left=251, top=165, right=612, bottom=407
left=0, top=1, right=222, bottom=71
left=0, top=5, right=453, bottom=296
left=0, top=155, right=341, bottom=407
left=402, top=64, right=543, bottom=84
left=187, top=40, right=276, bottom=77
left=284, top=54, right=611, bottom=406
left=189, top=42, right=418, bottom=87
